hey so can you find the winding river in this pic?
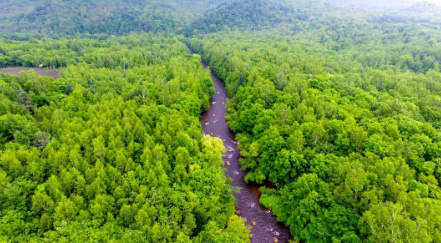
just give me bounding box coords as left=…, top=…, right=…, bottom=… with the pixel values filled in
left=189, top=48, right=292, bottom=243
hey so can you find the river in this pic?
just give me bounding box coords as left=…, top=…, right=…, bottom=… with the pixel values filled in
left=189, top=48, right=292, bottom=243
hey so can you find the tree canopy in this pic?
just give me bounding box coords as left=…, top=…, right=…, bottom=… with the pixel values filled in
left=188, top=23, right=441, bottom=241
left=2, top=0, right=441, bottom=242
left=0, top=34, right=250, bottom=242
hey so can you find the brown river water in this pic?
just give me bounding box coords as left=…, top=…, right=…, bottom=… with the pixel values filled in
left=0, top=54, right=292, bottom=242
left=190, top=48, right=292, bottom=243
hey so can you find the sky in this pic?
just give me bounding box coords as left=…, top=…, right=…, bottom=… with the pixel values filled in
left=419, top=0, right=441, bottom=3
left=329, top=0, right=441, bottom=9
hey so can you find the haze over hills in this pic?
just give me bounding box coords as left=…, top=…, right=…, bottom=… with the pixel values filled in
left=0, top=0, right=230, bottom=36
left=183, top=0, right=303, bottom=36
left=325, top=0, right=441, bottom=8
left=1, top=0, right=440, bottom=37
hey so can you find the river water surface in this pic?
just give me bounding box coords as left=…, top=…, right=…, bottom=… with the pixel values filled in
left=190, top=48, right=292, bottom=243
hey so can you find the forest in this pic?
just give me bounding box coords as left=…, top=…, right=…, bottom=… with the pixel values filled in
left=187, top=10, right=441, bottom=241
left=0, top=35, right=250, bottom=242
left=2, top=0, right=441, bottom=242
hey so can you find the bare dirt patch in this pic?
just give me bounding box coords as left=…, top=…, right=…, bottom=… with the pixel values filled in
left=0, top=68, right=60, bottom=79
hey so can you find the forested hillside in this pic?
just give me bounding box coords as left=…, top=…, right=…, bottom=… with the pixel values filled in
left=2, top=0, right=441, bottom=242
left=183, top=0, right=301, bottom=36
left=0, top=0, right=229, bottom=36
left=0, top=34, right=250, bottom=242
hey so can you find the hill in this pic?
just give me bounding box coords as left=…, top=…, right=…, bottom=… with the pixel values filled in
left=183, top=0, right=303, bottom=36
left=0, top=0, right=230, bottom=37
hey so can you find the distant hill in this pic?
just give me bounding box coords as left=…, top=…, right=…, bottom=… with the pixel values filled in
left=1, top=0, right=438, bottom=37
left=367, top=1, right=441, bottom=25
left=323, top=0, right=417, bottom=9
left=402, top=1, right=441, bottom=13
left=183, top=0, right=303, bottom=36
left=0, top=0, right=178, bottom=36
left=0, top=0, right=229, bottom=36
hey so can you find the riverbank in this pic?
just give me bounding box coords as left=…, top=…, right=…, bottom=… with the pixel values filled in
left=190, top=47, right=292, bottom=243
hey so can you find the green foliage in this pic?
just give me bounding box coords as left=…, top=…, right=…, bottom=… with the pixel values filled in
left=0, top=34, right=250, bottom=242
left=0, top=0, right=176, bottom=36
left=0, top=0, right=233, bottom=37
left=2, top=0, right=441, bottom=242
left=189, top=26, right=441, bottom=242
left=183, top=0, right=299, bottom=36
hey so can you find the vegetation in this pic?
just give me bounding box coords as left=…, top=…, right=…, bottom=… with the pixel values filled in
left=2, top=0, right=441, bottom=242
left=0, top=34, right=250, bottom=242
left=188, top=14, right=441, bottom=241
left=0, top=0, right=231, bottom=37
left=183, top=0, right=300, bottom=36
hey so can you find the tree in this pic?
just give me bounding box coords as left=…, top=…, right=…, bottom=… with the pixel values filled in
left=361, top=202, right=431, bottom=243
left=33, top=131, right=51, bottom=150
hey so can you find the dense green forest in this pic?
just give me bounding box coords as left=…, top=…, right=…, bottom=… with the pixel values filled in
left=183, top=0, right=301, bottom=36
left=2, top=0, right=441, bottom=242
left=188, top=12, right=441, bottom=242
left=0, top=0, right=230, bottom=36
left=0, top=35, right=250, bottom=242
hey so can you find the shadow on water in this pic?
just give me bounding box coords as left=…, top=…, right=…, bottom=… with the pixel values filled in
left=189, top=47, right=292, bottom=243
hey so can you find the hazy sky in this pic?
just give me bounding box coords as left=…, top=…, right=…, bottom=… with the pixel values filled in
left=416, top=0, right=441, bottom=4
left=330, top=0, right=441, bottom=8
